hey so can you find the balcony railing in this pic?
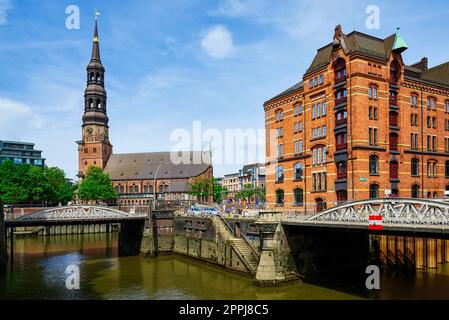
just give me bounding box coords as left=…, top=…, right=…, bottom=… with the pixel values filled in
left=336, top=143, right=348, bottom=151
left=337, top=172, right=347, bottom=179
left=335, top=118, right=347, bottom=126
left=334, top=75, right=346, bottom=85
left=335, top=97, right=347, bottom=106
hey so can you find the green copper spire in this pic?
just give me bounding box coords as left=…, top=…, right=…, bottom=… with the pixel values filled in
left=392, top=27, right=408, bottom=53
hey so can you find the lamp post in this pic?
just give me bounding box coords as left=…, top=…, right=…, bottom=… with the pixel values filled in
left=153, top=163, right=164, bottom=210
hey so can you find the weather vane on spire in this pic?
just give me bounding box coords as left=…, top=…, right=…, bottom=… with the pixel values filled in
left=95, top=9, right=101, bottom=21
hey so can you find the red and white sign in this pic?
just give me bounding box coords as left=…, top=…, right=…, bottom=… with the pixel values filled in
left=369, top=213, right=382, bottom=230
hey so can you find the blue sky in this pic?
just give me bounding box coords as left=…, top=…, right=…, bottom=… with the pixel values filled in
left=0, top=0, right=448, bottom=179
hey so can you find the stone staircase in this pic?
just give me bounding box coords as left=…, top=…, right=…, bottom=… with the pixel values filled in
left=231, top=238, right=259, bottom=273
left=212, top=215, right=260, bottom=274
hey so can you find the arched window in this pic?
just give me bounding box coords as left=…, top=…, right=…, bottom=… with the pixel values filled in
left=293, top=163, right=303, bottom=180
left=315, top=198, right=326, bottom=212
left=143, top=185, right=149, bottom=193
left=293, top=188, right=303, bottom=206
left=276, top=166, right=284, bottom=182
left=369, top=155, right=379, bottom=175
left=275, top=109, right=284, bottom=121
left=412, top=184, right=420, bottom=198
left=368, top=84, right=378, bottom=100
left=90, top=72, right=94, bottom=81
left=89, top=98, right=94, bottom=109
left=120, top=186, right=124, bottom=193
left=390, top=161, right=399, bottom=179
left=148, top=185, right=154, bottom=194
left=427, top=161, right=437, bottom=178
left=445, top=100, right=449, bottom=113
left=427, top=97, right=437, bottom=110
left=369, top=184, right=379, bottom=199
left=96, top=72, right=100, bottom=81
left=445, top=160, right=449, bottom=178
left=275, top=189, right=284, bottom=206
left=390, top=60, right=400, bottom=85
left=334, top=58, right=346, bottom=84
left=411, top=158, right=419, bottom=176
left=97, top=99, right=101, bottom=109
left=115, top=186, right=119, bottom=193
left=410, top=94, right=418, bottom=107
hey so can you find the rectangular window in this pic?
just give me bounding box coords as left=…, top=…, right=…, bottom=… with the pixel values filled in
left=309, top=79, right=313, bottom=88
left=322, top=126, right=327, bottom=137
left=427, top=135, right=431, bottom=151
left=317, top=147, right=322, bottom=164
left=322, top=102, right=326, bottom=116
left=312, top=105, right=316, bottom=119
left=299, top=104, right=303, bottom=115
left=294, top=122, right=298, bottom=133
left=317, top=103, right=321, bottom=117
left=374, top=128, right=378, bottom=146
left=314, top=77, right=318, bottom=87
left=277, top=144, right=284, bottom=158
left=312, top=128, right=316, bottom=139
left=312, top=148, right=316, bottom=165
left=312, top=173, right=316, bottom=191
left=317, top=127, right=321, bottom=138
left=369, top=107, right=373, bottom=120
left=319, top=74, right=324, bottom=85
left=323, top=147, right=327, bottom=163
left=299, top=122, right=303, bottom=132
left=294, top=140, right=299, bottom=155
left=433, top=136, right=437, bottom=151
left=299, top=140, right=303, bottom=154
left=433, top=117, right=437, bottom=128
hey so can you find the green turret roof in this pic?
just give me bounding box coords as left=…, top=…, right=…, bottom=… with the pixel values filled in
left=392, top=27, right=408, bottom=53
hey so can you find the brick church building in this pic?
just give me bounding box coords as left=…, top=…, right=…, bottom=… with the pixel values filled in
left=77, top=19, right=212, bottom=206
left=264, top=25, right=449, bottom=212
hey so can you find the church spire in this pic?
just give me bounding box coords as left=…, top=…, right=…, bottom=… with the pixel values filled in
left=91, top=18, right=100, bottom=61
left=83, top=12, right=108, bottom=127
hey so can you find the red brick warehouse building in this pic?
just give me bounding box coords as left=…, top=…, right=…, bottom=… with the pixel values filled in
left=264, top=25, right=449, bottom=212
left=76, top=18, right=213, bottom=206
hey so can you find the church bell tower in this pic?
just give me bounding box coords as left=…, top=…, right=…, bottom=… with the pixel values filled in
left=77, top=14, right=112, bottom=180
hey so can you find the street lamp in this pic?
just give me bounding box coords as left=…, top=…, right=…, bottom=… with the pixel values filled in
left=153, top=163, right=165, bottom=210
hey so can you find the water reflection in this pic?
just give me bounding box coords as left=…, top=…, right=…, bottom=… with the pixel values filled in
left=1, top=234, right=449, bottom=299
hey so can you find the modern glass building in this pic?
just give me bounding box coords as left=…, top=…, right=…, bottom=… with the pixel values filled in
left=0, top=140, right=45, bottom=168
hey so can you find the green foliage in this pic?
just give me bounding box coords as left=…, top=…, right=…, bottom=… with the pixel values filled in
left=78, top=166, right=116, bottom=203
left=235, top=184, right=265, bottom=203
left=0, top=160, right=75, bottom=205
left=188, top=177, right=227, bottom=203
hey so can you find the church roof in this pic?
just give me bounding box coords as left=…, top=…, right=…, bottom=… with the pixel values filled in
left=104, top=151, right=211, bottom=180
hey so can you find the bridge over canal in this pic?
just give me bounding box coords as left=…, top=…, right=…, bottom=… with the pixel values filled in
left=1, top=205, right=148, bottom=269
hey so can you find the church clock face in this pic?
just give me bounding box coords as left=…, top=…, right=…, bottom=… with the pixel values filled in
left=85, top=126, right=93, bottom=135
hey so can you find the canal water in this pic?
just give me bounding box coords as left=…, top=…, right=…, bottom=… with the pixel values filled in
left=0, top=234, right=448, bottom=300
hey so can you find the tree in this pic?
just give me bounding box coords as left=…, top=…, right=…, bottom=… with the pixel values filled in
left=78, top=166, right=116, bottom=203
left=236, top=183, right=255, bottom=204
left=0, top=161, right=29, bottom=204
left=0, top=161, right=75, bottom=206
left=188, top=177, right=212, bottom=203
left=44, top=167, right=76, bottom=206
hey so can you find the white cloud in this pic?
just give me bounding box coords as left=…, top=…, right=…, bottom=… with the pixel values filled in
left=201, top=25, right=234, bottom=59
left=0, top=97, right=44, bottom=130
left=0, top=0, right=11, bottom=26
